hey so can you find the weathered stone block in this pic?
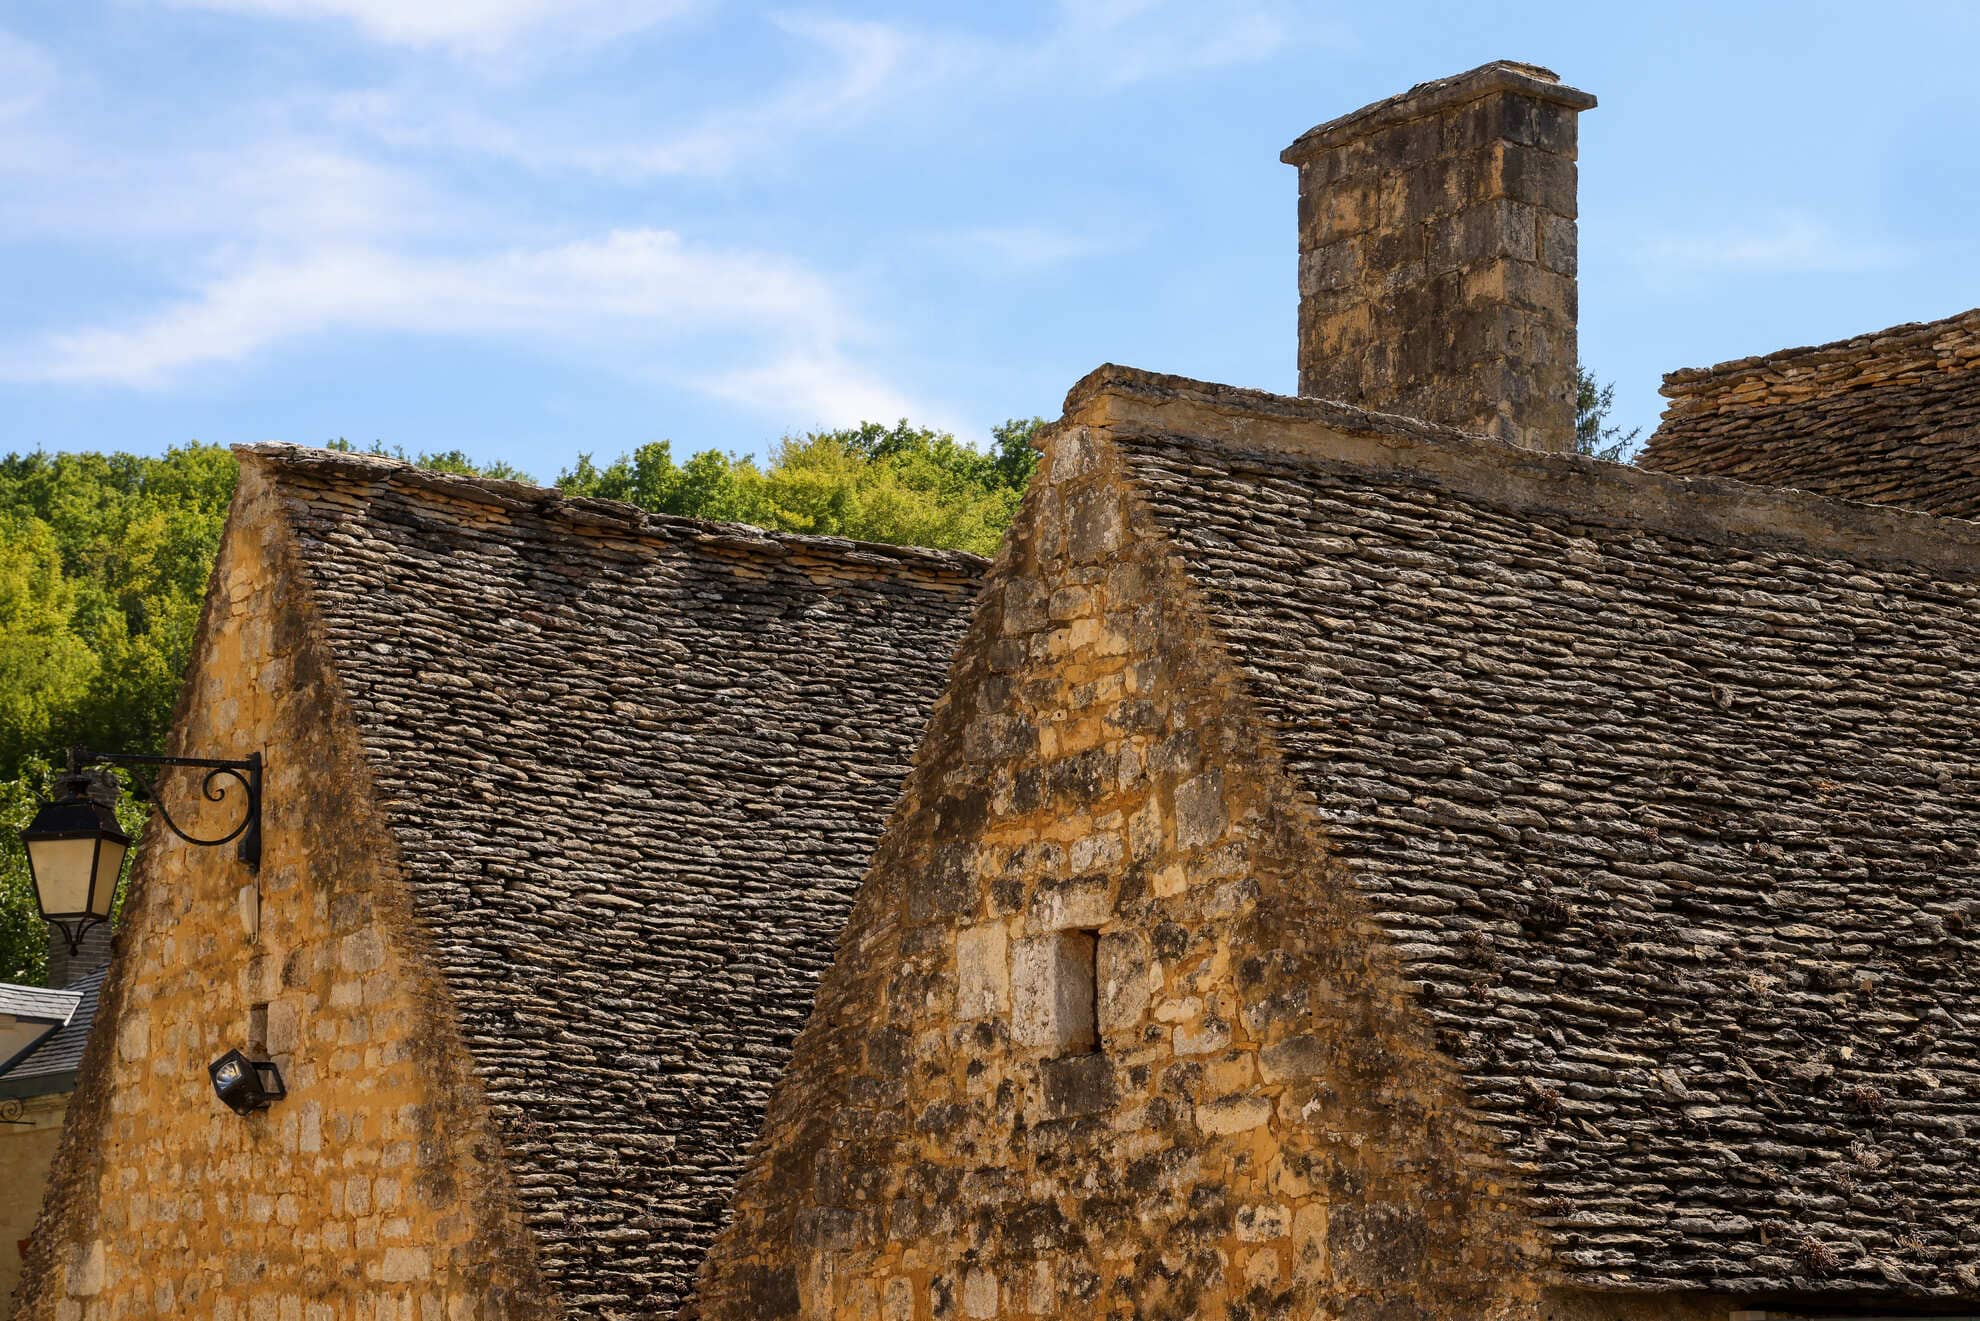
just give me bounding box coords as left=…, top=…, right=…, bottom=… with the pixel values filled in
left=1196, top=1094, right=1271, bottom=1136
left=955, top=922, right=1010, bottom=1020
left=1175, top=771, right=1226, bottom=848
left=1042, top=1053, right=1115, bottom=1119
left=1260, top=1033, right=1327, bottom=1083
left=1097, top=930, right=1150, bottom=1034
left=1027, top=880, right=1109, bottom=933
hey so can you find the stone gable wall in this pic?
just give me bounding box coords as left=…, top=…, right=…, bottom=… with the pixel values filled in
left=17, top=461, right=553, bottom=1321
left=696, top=423, right=1556, bottom=1319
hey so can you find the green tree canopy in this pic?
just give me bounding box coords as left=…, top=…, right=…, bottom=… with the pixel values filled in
left=558, top=417, right=1044, bottom=558
left=1575, top=365, right=1643, bottom=463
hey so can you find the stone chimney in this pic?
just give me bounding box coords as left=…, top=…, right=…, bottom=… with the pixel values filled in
left=48, top=921, right=111, bottom=989
left=1282, top=61, right=1596, bottom=452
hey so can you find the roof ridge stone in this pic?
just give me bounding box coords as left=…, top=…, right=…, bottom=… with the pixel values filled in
left=1661, top=305, right=1980, bottom=395
left=234, top=442, right=989, bottom=574
left=1062, top=364, right=1980, bottom=576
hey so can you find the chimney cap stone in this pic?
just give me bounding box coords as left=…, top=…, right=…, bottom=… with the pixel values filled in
left=1281, top=59, right=1597, bottom=165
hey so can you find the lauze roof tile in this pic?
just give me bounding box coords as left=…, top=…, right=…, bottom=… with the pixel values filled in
left=1081, top=367, right=1980, bottom=1300
left=248, top=445, right=985, bottom=1315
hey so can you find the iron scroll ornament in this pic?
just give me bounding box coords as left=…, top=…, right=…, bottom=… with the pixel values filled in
left=67, top=745, right=262, bottom=871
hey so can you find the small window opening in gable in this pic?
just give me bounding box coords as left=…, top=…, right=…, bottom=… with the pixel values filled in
left=1014, top=927, right=1102, bottom=1056
left=1061, top=928, right=1100, bottom=1056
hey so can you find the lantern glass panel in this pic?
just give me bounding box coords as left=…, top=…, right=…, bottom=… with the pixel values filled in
left=87, top=838, right=125, bottom=919
left=26, top=836, right=100, bottom=917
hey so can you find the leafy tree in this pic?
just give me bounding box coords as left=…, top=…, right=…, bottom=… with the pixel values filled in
left=558, top=418, right=1045, bottom=558
left=1575, top=366, right=1642, bottom=463
left=0, top=439, right=532, bottom=982
left=325, top=439, right=533, bottom=482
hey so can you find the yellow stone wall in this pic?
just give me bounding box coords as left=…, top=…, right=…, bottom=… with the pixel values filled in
left=17, top=460, right=554, bottom=1321
left=699, top=423, right=1559, bottom=1319
left=0, top=1092, right=69, bottom=1316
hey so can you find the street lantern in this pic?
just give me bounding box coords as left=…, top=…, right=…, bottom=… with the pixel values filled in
left=18, top=746, right=262, bottom=953
left=20, top=769, right=129, bottom=955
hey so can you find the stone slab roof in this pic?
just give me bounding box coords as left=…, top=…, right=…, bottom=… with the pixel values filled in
left=1070, top=367, right=1980, bottom=1302
left=241, top=445, right=984, bottom=1317
left=0, top=966, right=100, bottom=1098
left=1639, top=306, right=1980, bottom=520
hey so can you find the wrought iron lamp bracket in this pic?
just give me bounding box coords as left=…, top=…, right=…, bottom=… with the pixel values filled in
left=68, top=746, right=262, bottom=872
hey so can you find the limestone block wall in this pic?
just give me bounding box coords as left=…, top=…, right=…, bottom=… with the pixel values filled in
left=698, top=423, right=1556, bottom=1319
left=0, top=1094, right=69, bottom=1316
left=17, top=462, right=552, bottom=1321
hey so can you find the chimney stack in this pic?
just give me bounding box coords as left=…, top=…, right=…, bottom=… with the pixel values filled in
left=1283, top=61, right=1595, bottom=452
left=48, top=921, right=111, bottom=989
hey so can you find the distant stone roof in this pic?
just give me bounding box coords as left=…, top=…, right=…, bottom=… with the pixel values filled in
left=1073, top=367, right=1980, bottom=1302
left=0, top=966, right=101, bottom=1098
left=0, top=982, right=81, bottom=1025
left=1639, top=306, right=1980, bottom=519
left=243, top=445, right=984, bottom=1317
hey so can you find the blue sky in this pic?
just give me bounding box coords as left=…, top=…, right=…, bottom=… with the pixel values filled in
left=2, top=1, right=1975, bottom=479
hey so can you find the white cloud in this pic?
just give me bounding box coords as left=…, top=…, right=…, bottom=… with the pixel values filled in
left=948, top=225, right=1118, bottom=270
left=1039, top=0, right=1294, bottom=90
left=0, top=142, right=456, bottom=246
left=9, top=227, right=937, bottom=430
left=160, top=0, right=690, bottom=53
left=322, top=13, right=921, bottom=178
left=0, top=30, right=58, bottom=123
left=15, top=229, right=837, bottom=384
left=703, top=351, right=933, bottom=433
left=582, top=15, right=914, bottom=177
left=3, top=3, right=1308, bottom=433
left=323, top=2, right=1300, bottom=180
left=1645, top=216, right=1902, bottom=275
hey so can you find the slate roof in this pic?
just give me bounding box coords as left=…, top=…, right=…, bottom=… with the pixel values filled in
left=0, top=982, right=81, bottom=1024
left=243, top=445, right=984, bottom=1317
left=0, top=966, right=102, bottom=1098
left=1073, top=367, right=1980, bottom=1302
left=1639, top=306, right=1980, bottom=520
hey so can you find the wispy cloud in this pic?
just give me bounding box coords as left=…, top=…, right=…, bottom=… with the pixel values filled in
left=1644, top=215, right=1902, bottom=275
left=11, top=228, right=844, bottom=384
left=158, top=0, right=692, bottom=54
left=703, top=351, right=932, bottom=433
left=328, top=13, right=916, bottom=178
left=0, top=30, right=58, bottom=123
left=4, top=2, right=1307, bottom=435
left=325, top=2, right=1301, bottom=180
left=1039, top=0, right=1295, bottom=91
left=946, top=225, right=1119, bottom=271
left=0, top=141, right=457, bottom=246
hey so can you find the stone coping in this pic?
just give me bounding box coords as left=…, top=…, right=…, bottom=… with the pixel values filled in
left=1281, top=59, right=1597, bottom=165
left=234, top=443, right=988, bottom=577
left=1060, top=364, right=1980, bottom=576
